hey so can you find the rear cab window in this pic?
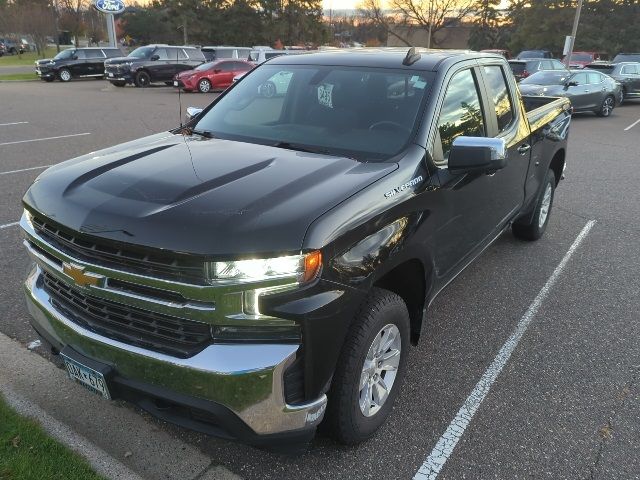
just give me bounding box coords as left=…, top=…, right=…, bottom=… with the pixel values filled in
left=482, top=65, right=515, bottom=133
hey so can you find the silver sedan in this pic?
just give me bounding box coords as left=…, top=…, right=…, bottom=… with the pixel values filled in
left=518, top=69, right=621, bottom=117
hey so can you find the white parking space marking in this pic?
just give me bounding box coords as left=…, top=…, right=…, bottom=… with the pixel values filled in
left=0, top=132, right=90, bottom=147
left=0, top=221, right=19, bottom=230
left=0, top=165, right=51, bottom=176
left=414, top=220, right=596, bottom=480
left=623, top=118, right=640, bottom=131
left=0, top=121, right=29, bottom=127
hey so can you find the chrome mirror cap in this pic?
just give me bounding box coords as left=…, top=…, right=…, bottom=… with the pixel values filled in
left=451, top=136, right=506, bottom=161
left=185, top=106, right=203, bottom=123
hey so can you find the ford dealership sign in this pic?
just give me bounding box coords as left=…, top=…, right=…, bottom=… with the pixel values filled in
left=94, top=0, right=125, bottom=14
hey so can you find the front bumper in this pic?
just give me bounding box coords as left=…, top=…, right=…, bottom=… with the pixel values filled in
left=35, top=67, right=55, bottom=79
left=23, top=262, right=327, bottom=443
left=105, top=69, right=133, bottom=83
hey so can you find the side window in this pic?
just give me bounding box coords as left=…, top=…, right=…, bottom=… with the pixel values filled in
left=436, top=68, right=486, bottom=161
left=541, top=60, right=552, bottom=70
left=233, top=62, right=250, bottom=71
left=85, top=49, right=103, bottom=58
left=177, top=49, right=188, bottom=60
left=154, top=48, right=169, bottom=60
left=587, top=72, right=602, bottom=84
left=552, top=60, right=566, bottom=70
left=622, top=65, right=638, bottom=75
left=73, top=50, right=86, bottom=59
left=483, top=66, right=515, bottom=133
left=219, top=62, right=234, bottom=72
left=571, top=73, right=587, bottom=85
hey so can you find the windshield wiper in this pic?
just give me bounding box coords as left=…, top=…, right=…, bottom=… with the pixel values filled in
left=191, top=129, right=216, bottom=139
left=271, top=141, right=331, bottom=155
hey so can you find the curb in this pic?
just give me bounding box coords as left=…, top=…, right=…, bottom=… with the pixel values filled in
left=0, top=332, right=243, bottom=480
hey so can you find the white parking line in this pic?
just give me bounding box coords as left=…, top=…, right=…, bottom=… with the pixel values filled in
left=0, top=221, right=19, bottom=230
left=414, top=220, right=596, bottom=480
left=0, top=132, right=90, bottom=147
left=0, top=165, right=51, bottom=176
left=0, top=121, right=29, bottom=126
left=623, top=118, right=640, bottom=131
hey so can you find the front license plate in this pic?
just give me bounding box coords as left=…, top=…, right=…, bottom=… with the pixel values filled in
left=108, top=72, right=114, bottom=77
left=61, top=354, right=111, bottom=399
left=173, top=80, right=178, bottom=86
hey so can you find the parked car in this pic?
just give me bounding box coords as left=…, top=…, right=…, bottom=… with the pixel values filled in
left=480, top=49, right=511, bottom=59
left=0, top=43, right=5, bottom=56
left=35, top=47, right=123, bottom=82
left=508, top=59, right=567, bottom=81
left=20, top=38, right=36, bottom=52
left=612, top=53, right=640, bottom=63
left=200, top=46, right=252, bottom=62
left=20, top=48, right=571, bottom=449
left=0, top=37, right=21, bottom=55
left=516, top=49, right=553, bottom=59
left=173, top=59, right=253, bottom=92
left=104, top=45, right=206, bottom=87
left=586, top=62, right=640, bottom=102
left=562, top=51, right=609, bottom=69
left=518, top=69, right=620, bottom=116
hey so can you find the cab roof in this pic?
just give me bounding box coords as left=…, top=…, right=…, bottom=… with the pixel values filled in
left=267, top=48, right=504, bottom=71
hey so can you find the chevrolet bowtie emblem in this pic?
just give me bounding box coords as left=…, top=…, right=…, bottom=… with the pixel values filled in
left=62, top=263, right=104, bottom=288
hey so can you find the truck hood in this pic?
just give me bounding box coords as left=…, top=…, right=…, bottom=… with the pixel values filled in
left=24, top=133, right=397, bottom=257
left=104, top=57, right=136, bottom=65
left=36, top=58, right=54, bottom=66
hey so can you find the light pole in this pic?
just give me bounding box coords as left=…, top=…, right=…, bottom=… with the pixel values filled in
left=426, top=0, right=433, bottom=48
left=564, top=0, right=584, bottom=68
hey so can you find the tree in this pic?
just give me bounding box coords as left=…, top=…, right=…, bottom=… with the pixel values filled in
left=468, top=0, right=510, bottom=50
left=59, top=0, right=91, bottom=46
left=0, top=0, right=55, bottom=55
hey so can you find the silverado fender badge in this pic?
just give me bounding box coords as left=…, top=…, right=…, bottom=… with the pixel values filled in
left=384, top=175, right=424, bottom=198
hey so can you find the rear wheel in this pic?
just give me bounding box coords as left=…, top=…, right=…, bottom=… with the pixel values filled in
left=58, top=68, right=71, bottom=82
left=323, top=287, right=410, bottom=444
left=197, top=78, right=211, bottom=93
left=134, top=70, right=150, bottom=88
left=513, top=169, right=556, bottom=241
left=596, top=95, right=615, bottom=117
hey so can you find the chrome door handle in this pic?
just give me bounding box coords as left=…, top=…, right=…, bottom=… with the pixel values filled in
left=517, top=144, right=531, bottom=155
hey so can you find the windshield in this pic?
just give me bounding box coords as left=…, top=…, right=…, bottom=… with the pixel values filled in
left=195, top=62, right=216, bottom=71
left=567, top=53, right=593, bottom=62
left=128, top=46, right=154, bottom=59
left=518, top=51, right=545, bottom=59
left=520, top=71, right=570, bottom=85
left=53, top=49, right=74, bottom=60
left=192, top=64, right=433, bottom=161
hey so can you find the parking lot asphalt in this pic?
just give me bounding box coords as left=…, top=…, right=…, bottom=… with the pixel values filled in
left=0, top=80, right=638, bottom=480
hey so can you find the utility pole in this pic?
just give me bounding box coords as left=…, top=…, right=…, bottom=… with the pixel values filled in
left=426, top=0, right=433, bottom=48
left=564, top=0, right=584, bottom=68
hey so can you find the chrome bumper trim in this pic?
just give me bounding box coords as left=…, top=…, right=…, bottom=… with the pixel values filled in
left=24, top=264, right=326, bottom=435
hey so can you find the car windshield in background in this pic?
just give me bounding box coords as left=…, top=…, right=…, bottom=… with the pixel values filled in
left=519, top=51, right=545, bottom=59
left=510, top=63, right=526, bottom=73
left=196, top=62, right=216, bottom=71
left=53, top=49, right=74, bottom=60
left=128, top=46, right=154, bottom=59
left=520, top=71, right=570, bottom=85
left=587, top=64, right=614, bottom=74
left=570, top=54, right=593, bottom=62
left=613, top=54, right=640, bottom=63
left=192, top=65, right=433, bottom=161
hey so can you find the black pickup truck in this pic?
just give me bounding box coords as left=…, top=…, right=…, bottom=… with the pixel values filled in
left=21, top=49, right=571, bottom=449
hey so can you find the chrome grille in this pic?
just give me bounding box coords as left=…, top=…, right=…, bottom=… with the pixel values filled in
left=42, top=271, right=212, bottom=357
left=31, top=214, right=205, bottom=284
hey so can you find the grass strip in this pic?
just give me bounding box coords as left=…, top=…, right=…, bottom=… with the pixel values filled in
left=0, top=73, right=37, bottom=81
left=0, top=394, right=105, bottom=480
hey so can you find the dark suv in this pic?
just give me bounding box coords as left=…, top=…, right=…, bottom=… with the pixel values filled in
left=104, top=45, right=206, bottom=87
left=586, top=62, right=640, bottom=102
left=35, top=47, right=123, bottom=82
left=508, top=58, right=567, bottom=81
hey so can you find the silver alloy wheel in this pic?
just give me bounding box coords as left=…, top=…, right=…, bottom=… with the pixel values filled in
left=602, top=96, right=614, bottom=116
left=198, top=79, right=211, bottom=93
left=59, top=69, right=71, bottom=82
left=538, top=182, right=552, bottom=228
left=359, top=324, right=401, bottom=417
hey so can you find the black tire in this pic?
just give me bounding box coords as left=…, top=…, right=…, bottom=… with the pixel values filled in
left=197, top=78, right=211, bottom=93
left=596, top=95, right=615, bottom=117
left=513, top=169, right=556, bottom=241
left=323, top=287, right=410, bottom=444
left=58, top=68, right=72, bottom=82
left=110, top=81, right=126, bottom=87
left=134, top=70, right=151, bottom=88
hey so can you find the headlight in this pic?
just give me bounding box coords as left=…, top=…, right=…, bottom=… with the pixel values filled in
left=204, top=251, right=321, bottom=285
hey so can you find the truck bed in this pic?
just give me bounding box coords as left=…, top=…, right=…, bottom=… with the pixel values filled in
left=522, top=95, right=572, bottom=133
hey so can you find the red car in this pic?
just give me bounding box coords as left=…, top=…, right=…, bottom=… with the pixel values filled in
left=562, top=51, right=610, bottom=69
left=173, top=59, right=253, bottom=93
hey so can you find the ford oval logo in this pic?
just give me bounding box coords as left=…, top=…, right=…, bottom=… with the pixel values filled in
left=94, top=0, right=125, bottom=14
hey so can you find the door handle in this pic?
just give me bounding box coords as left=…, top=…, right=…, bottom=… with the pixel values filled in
left=517, top=144, right=531, bottom=155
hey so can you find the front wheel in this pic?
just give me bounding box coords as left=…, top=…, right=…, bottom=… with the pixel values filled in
left=134, top=71, right=150, bottom=88
left=323, top=288, right=410, bottom=444
left=596, top=95, right=615, bottom=117
left=513, top=169, right=556, bottom=241
left=197, top=78, right=211, bottom=93
left=58, top=68, right=71, bottom=82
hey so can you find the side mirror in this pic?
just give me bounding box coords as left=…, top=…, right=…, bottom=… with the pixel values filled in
left=212, top=68, right=221, bottom=74
left=185, top=106, right=203, bottom=123
left=72, top=55, right=78, bottom=60
left=565, top=80, right=578, bottom=87
left=448, top=137, right=506, bottom=174
left=150, top=54, right=160, bottom=61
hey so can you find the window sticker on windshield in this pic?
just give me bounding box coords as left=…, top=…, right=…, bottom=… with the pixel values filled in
left=317, top=83, right=334, bottom=108
left=413, top=79, right=427, bottom=89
